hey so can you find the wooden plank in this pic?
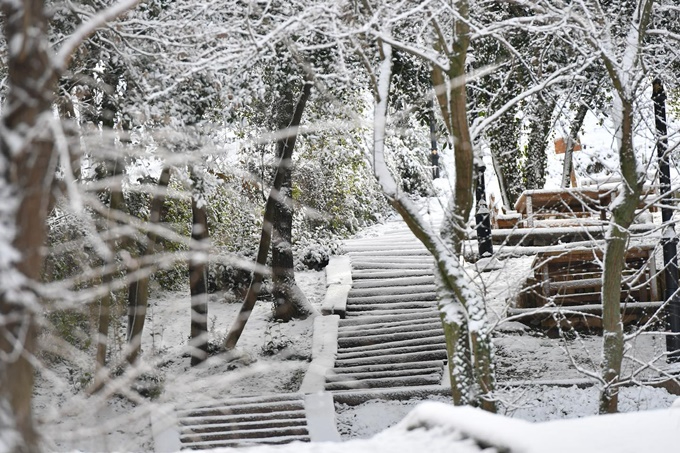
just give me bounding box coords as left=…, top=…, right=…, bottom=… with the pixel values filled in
left=533, top=245, right=654, bottom=267
left=509, top=300, right=663, bottom=316
left=515, top=188, right=613, bottom=214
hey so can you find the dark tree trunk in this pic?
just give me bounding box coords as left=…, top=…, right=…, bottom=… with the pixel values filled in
left=488, top=106, right=523, bottom=210
left=271, top=86, right=313, bottom=321
left=126, top=167, right=171, bottom=365
left=561, top=102, right=589, bottom=188
left=0, top=1, right=57, bottom=450
left=189, top=190, right=209, bottom=366
left=224, top=82, right=313, bottom=350
left=525, top=96, right=555, bottom=190
left=94, top=157, right=126, bottom=389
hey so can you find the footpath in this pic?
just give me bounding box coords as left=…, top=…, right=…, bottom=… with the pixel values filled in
left=153, top=208, right=458, bottom=451
left=151, top=202, right=675, bottom=451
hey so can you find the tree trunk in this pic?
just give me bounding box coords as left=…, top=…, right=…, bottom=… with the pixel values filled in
left=560, top=102, right=588, bottom=188
left=597, top=0, right=653, bottom=413
left=271, top=86, right=313, bottom=322
left=94, top=157, right=126, bottom=389
left=378, top=33, right=496, bottom=411
left=525, top=96, right=555, bottom=190
left=0, top=1, right=57, bottom=450
left=189, top=188, right=209, bottom=366
left=224, top=82, right=313, bottom=350
left=488, top=107, right=523, bottom=209
left=440, top=0, right=496, bottom=412
left=600, top=97, right=642, bottom=414
left=126, top=167, right=171, bottom=365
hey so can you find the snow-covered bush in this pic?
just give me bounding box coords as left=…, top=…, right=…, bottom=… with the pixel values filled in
left=292, top=128, right=390, bottom=269
left=386, top=116, right=435, bottom=198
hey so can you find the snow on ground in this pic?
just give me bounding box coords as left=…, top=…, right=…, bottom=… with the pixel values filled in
left=36, top=271, right=327, bottom=452
left=35, top=210, right=680, bottom=452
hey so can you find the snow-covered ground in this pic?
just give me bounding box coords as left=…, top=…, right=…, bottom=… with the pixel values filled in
left=33, top=101, right=680, bottom=452
left=35, top=218, right=680, bottom=452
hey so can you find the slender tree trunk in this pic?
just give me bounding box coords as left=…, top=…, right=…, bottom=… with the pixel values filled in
left=189, top=189, right=209, bottom=366
left=271, top=85, right=313, bottom=321
left=380, top=19, right=495, bottom=410
left=525, top=96, right=555, bottom=190
left=600, top=97, right=642, bottom=414
left=560, top=102, right=588, bottom=188
left=488, top=107, right=523, bottom=208
left=0, top=1, right=57, bottom=450
left=597, top=0, right=653, bottom=414
left=92, top=157, right=126, bottom=389
left=126, top=167, right=171, bottom=365
left=224, top=82, right=313, bottom=350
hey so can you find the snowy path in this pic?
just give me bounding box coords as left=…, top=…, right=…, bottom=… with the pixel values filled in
left=167, top=204, right=672, bottom=451
left=325, top=216, right=447, bottom=392
left=168, top=210, right=452, bottom=450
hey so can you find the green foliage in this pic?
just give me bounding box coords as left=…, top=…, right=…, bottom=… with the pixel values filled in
left=385, top=114, right=435, bottom=198
left=292, top=124, right=390, bottom=270
left=132, top=372, right=165, bottom=400
left=46, top=309, right=92, bottom=351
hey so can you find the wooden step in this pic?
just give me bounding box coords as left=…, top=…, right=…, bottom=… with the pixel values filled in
left=345, top=308, right=439, bottom=318
left=338, top=335, right=446, bottom=354
left=179, top=410, right=307, bottom=426
left=178, top=401, right=304, bottom=418
left=338, top=320, right=442, bottom=336
left=181, top=418, right=307, bottom=434
left=181, top=435, right=309, bottom=449
left=326, top=366, right=442, bottom=382
left=334, top=349, right=448, bottom=367
left=325, top=373, right=442, bottom=391
left=338, top=327, right=444, bottom=347
left=339, top=311, right=440, bottom=326
left=337, top=343, right=447, bottom=361
left=350, top=262, right=433, bottom=270
left=348, top=292, right=437, bottom=304
left=352, top=269, right=434, bottom=279
left=181, top=426, right=309, bottom=442
left=349, top=285, right=437, bottom=297
left=351, top=276, right=435, bottom=288
left=348, top=301, right=437, bottom=312
left=329, top=360, right=444, bottom=375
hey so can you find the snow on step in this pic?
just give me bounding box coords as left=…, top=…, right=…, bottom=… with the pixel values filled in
left=349, top=284, right=437, bottom=297
left=326, top=226, right=447, bottom=393
left=348, top=291, right=436, bottom=302
left=338, top=324, right=443, bottom=342
left=329, top=360, right=445, bottom=375
left=325, top=374, right=442, bottom=391
left=345, top=308, right=439, bottom=318
left=351, top=269, right=434, bottom=279
left=347, top=302, right=437, bottom=313
left=334, top=350, right=448, bottom=367
left=351, top=275, right=435, bottom=288
left=339, top=311, right=441, bottom=326
left=350, top=261, right=434, bottom=270
left=338, top=334, right=447, bottom=352
left=177, top=394, right=310, bottom=450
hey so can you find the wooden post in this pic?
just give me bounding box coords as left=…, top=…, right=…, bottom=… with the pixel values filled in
left=653, top=78, right=680, bottom=361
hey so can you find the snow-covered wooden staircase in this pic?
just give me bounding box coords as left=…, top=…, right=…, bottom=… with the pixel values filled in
left=326, top=217, right=447, bottom=391
left=175, top=394, right=311, bottom=450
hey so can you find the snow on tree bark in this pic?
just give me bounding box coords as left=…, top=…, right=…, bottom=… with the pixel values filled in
left=189, top=178, right=209, bottom=366
left=224, top=82, right=314, bottom=350
left=271, top=83, right=313, bottom=322
left=593, top=0, right=653, bottom=414
left=0, top=0, right=139, bottom=448
left=373, top=37, right=496, bottom=412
